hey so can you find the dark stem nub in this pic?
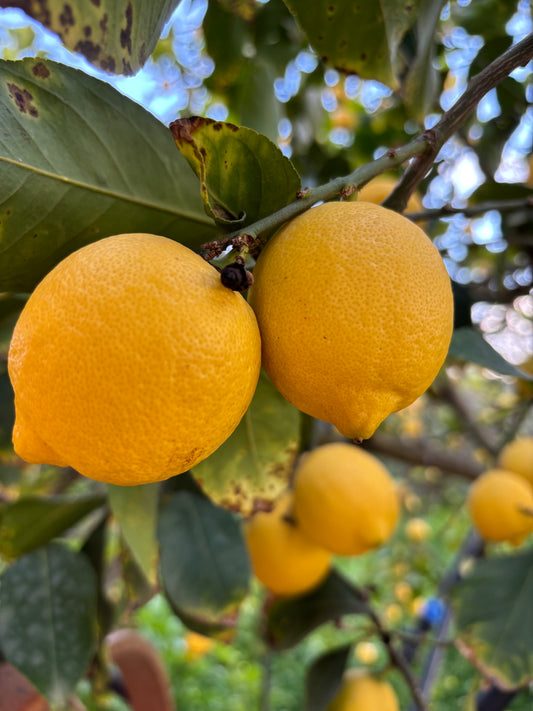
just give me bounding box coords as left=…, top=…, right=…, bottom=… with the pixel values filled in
left=220, top=260, right=254, bottom=292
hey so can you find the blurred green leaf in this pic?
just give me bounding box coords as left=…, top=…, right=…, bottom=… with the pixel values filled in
left=158, top=490, right=251, bottom=639
left=449, top=327, right=532, bottom=380
left=451, top=0, right=517, bottom=40
left=0, top=543, right=97, bottom=706
left=282, top=0, right=421, bottom=88
left=0, top=494, right=106, bottom=559
left=170, top=116, right=300, bottom=228
left=305, top=645, right=352, bottom=711
left=3, top=0, right=179, bottom=75
left=193, top=370, right=300, bottom=515
left=264, top=570, right=369, bottom=651
left=454, top=548, right=533, bottom=688
left=0, top=57, right=216, bottom=292
left=108, top=482, right=159, bottom=586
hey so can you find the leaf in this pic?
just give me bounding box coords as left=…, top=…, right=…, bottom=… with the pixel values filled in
left=0, top=494, right=106, bottom=559
left=453, top=548, right=533, bottom=688
left=193, top=370, right=300, bottom=515
left=0, top=543, right=97, bottom=706
left=108, top=482, right=159, bottom=586
left=281, top=0, right=421, bottom=88
left=3, top=0, right=180, bottom=75
left=158, top=490, right=251, bottom=639
left=451, top=0, right=518, bottom=41
left=305, top=645, right=352, bottom=711
left=264, top=570, right=369, bottom=651
left=449, top=327, right=533, bottom=380
left=0, top=57, right=216, bottom=293
left=169, top=116, right=301, bottom=228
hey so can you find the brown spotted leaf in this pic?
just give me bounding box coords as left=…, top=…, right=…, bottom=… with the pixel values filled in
left=192, top=370, right=300, bottom=515
left=1, top=0, right=179, bottom=75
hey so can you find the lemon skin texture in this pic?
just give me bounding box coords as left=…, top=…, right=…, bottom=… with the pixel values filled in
left=498, top=437, right=533, bottom=487
left=292, top=443, right=400, bottom=556
left=244, top=492, right=331, bottom=596
left=326, top=670, right=399, bottom=711
left=467, top=468, right=533, bottom=545
left=8, top=233, right=261, bottom=485
left=249, top=201, right=453, bottom=440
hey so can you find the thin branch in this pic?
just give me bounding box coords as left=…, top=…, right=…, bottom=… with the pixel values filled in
left=384, top=33, right=533, bottom=212
left=406, top=197, right=533, bottom=222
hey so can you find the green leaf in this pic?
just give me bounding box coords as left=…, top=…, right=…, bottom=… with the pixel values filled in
left=108, top=482, right=159, bottom=586
left=169, top=116, right=301, bottom=228
left=449, top=327, right=532, bottom=380
left=193, top=370, right=300, bottom=515
left=158, top=490, right=251, bottom=638
left=0, top=57, right=216, bottom=293
left=0, top=494, right=106, bottom=559
left=264, top=570, right=369, bottom=651
left=0, top=543, right=97, bottom=706
left=4, top=0, right=179, bottom=75
left=281, top=0, right=421, bottom=88
left=453, top=548, right=533, bottom=688
left=451, top=0, right=518, bottom=40
left=305, top=645, right=352, bottom=711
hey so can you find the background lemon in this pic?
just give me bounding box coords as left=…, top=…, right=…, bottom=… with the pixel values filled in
left=244, top=492, right=331, bottom=596
left=326, top=669, right=399, bottom=711
left=497, top=437, right=533, bottom=487
left=467, top=468, right=533, bottom=544
left=8, top=233, right=261, bottom=485
left=357, top=175, right=423, bottom=214
left=405, top=517, right=432, bottom=543
left=292, top=443, right=400, bottom=556
left=249, top=201, right=453, bottom=440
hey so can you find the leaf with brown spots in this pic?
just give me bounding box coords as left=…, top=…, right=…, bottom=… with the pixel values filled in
left=170, top=116, right=301, bottom=230
left=3, top=0, right=179, bottom=75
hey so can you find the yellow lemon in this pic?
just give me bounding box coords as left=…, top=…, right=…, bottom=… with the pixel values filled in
left=405, top=517, right=432, bottom=543
left=467, top=469, right=533, bottom=544
left=8, top=234, right=261, bottom=485
left=249, top=201, right=453, bottom=440
left=327, top=669, right=399, bottom=711
left=354, top=642, right=379, bottom=666
left=292, top=443, right=400, bottom=556
left=357, top=175, right=423, bottom=214
left=498, top=437, right=533, bottom=487
left=244, top=492, right=331, bottom=596
left=184, top=631, right=215, bottom=660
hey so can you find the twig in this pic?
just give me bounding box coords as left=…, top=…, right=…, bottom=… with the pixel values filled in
left=406, top=197, right=533, bottom=222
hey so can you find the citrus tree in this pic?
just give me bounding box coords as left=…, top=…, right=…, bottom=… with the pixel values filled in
left=0, top=1, right=532, bottom=710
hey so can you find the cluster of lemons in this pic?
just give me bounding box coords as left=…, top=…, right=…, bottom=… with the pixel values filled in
left=467, top=436, right=533, bottom=545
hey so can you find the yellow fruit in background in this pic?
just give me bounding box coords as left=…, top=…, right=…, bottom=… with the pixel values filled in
left=244, top=492, right=331, bottom=596
left=249, top=201, right=453, bottom=441
left=467, top=469, right=533, bottom=544
left=384, top=604, right=403, bottom=624
left=184, top=631, right=215, bottom=660
left=292, top=443, right=400, bottom=556
left=357, top=175, right=423, bottom=214
left=405, top=517, right=432, bottom=543
left=354, top=642, right=379, bottom=666
left=498, top=437, right=533, bottom=487
left=8, top=234, right=261, bottom=485
left=394, top=581, right=413, bottom=604
left=326, top=669, right=399, bottom=711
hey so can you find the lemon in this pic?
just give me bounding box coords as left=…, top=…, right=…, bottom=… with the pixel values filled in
left=405, top=517, right=431, bottom=543
left=354, top=642, right=379, bottom=666
left=249, top=201, right=453, bottom=440
left=292, top=443, right=400, bottom=556
left=244, top=492, right=331, bottom=596
left=8, top=234, right=261, bottom=485
left=467, top=469, right=533, bottom=544
left=327, top=669, right=399, bottom=711
left=498, top=437, right=533, bottom=487
left=184, top=631, right=215, bottom=660
left=357, top=175, right=423, bottom=214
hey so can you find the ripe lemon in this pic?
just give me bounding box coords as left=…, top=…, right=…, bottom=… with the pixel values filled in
left=249, top=201, right=453, bottom=440
left=8, top=234, right=261, bottom=485
left=244, top=492, right=331, bottom=596
left=405, top=517, right=431, bottom=543
left=292, top=443, right=400, bottom=556
left=354, top=642, right=379, bottom=666
left=498, top=437, right=533, bottom=487
left=326, top=669, right=399, bottom=711
left=467, top=469, right=533, bottom=545
left=357, top=175, right=423, bottom=214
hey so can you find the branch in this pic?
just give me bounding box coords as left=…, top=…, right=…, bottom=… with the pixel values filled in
left=384, top=33, right=533, bottom=212
left=406, top=197, right=533, bottom=222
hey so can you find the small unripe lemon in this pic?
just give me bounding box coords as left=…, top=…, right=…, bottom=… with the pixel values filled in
left=244, top=493, right=331, bottom=596
left=249, top=201, right=453, bottom=440
left=405, top=517, right=432, bottom=543
left=327, top=669, right=399, bottom=711
left=498, top=437, right=533, bottom=487
left=467, top=469, right=533, bottom=544
left=292, top=443, right=400, bottom=556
